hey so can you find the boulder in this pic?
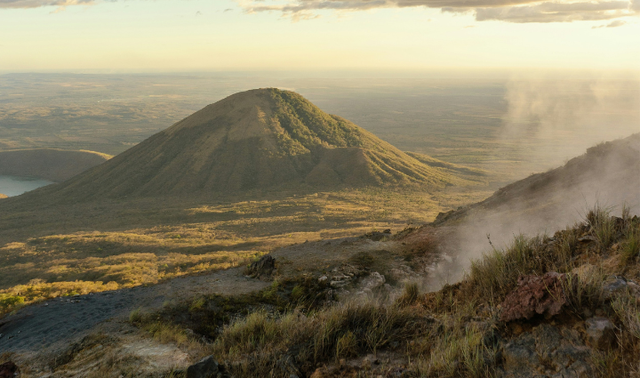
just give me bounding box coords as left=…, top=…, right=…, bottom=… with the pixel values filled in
left=359, top=272, right=385, bottom=291
left=246, top=255, right=276, bottom=279
left=186, top=356, right=221, bottom=378
left=500, top=272, right=567, bottom=322
left=501, top=324, right=592, bottom=378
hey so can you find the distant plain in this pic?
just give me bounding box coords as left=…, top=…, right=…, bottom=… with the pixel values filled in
left=0, top=72, right=638, bottom=312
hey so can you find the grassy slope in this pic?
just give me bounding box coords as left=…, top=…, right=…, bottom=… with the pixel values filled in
left=0, top=148, right=111, bottom=182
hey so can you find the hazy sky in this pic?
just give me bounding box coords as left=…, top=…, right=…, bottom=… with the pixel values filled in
left=1, top=0, right=638, bottom=72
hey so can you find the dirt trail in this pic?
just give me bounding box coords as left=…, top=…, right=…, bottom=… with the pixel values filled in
left=0, top=267, right=269, bottom=356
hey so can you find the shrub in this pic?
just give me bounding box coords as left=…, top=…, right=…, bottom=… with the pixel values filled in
left=612, top=292, right=640, bottom=340
left=0, top=294, right=25, bottom=309
left=213, top=301, right=430, bottom=377
left=586, top=205, right=616, bottom=252
left=129, top=307, right=142, bottom=323
left=468, top=235, right=544, bottom=301
left=621, top=228, right=640, bottom=264
left=396, top=282, right=419, bottom=307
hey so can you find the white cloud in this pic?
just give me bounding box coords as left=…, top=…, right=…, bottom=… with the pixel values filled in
left=234, top=0, right=639, bottom=23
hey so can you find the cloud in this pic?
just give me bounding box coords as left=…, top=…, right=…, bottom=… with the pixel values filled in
left=3, top=0, right=637, bottom=24
left=592, top=18, right=627, bottom=26
left=474, top=0, right=634, bottom=22
left=0, top=0, right=92, bottom=8
left=234, top=0, right=639, bottom=23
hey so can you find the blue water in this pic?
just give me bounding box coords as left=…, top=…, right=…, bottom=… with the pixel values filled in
left=0, top=175, right=54, bottom=197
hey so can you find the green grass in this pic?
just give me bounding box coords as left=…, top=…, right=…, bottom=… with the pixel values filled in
left=586, top=205, right=617, bottom=252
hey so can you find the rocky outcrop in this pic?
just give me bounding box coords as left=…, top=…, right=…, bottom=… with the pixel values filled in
left=500, top=272, right=567, bottom=322
left=501, top=324, right=592, bottom=378
left=246, top=255, right=276, bottom=279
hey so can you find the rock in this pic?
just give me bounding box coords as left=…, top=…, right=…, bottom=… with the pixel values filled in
left=602, top=276, right=640, bottom=299
left=602, top=277, right=627, bottom=297
left=330, top=273, right=351, bottom=288
left=0, top=362, right=18, bottom=378
left=553, top=360, right=592, bottom=378
left=186, top=356, right=219, bottom=378
left=585, top=317, right=616, bottom=350
left=359, top=272, right=385, bottom=291
left=551, top=344, right=590, bottom=370
left=501, top=323, right=593, bottom=377
left=363, top=229, right=392, bottom=241
left=532, top=324, right=561, bottom=360
left=246, top=255, right=275, bottom=279
left=500, top=272, right=567, bottom=322
left=502, top=333, right=539, bottom=372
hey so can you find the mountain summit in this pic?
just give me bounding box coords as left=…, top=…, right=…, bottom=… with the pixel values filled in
left=45, top=88, right=464, bottom=199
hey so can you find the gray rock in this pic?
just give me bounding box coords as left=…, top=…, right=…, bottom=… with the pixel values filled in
left=551, top=344, right=590, bottom=369
left=187, top=356, right=219, bottom=378
left=553, top=360, right=592, bottom=378
left=585, top=317, right=616, bottom=350
left=247, top=255, right=275, bottom=279
left=502, top=324, right=594, bottom=377
left=602, top=277, right=628, bottom=299
left=503, top=334, right=539, bottom=371
left=533, top=324, right=561, bottom=360
left=360, top=272, right=385, bottom=291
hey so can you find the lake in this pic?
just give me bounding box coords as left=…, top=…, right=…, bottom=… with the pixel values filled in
left=0, top=175, right=54, bottom=197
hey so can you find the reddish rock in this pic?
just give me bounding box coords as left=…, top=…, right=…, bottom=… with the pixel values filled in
left=500, top=272, right=567, bottom=322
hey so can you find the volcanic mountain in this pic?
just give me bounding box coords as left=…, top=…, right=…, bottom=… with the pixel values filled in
left=35, top=88, right=475, bottom=200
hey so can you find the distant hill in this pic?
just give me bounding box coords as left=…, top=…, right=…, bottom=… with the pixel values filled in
left=434, top=132, right=640, bottom=244
left=0, top=193, right=6, bottom=199
left=0, top=149, right=111, bottom=182
left=39, top=88, right=478, bottom=200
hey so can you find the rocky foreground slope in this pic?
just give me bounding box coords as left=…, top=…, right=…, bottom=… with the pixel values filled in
left=1, top=207, right=639, bottom=378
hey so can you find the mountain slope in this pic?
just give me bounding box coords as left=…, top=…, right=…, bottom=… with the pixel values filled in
left=38, top=88, right=472, bottom=200
left=0, top=149, right=111, bottom=182
left=429, top=132, right=640, bottom=256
